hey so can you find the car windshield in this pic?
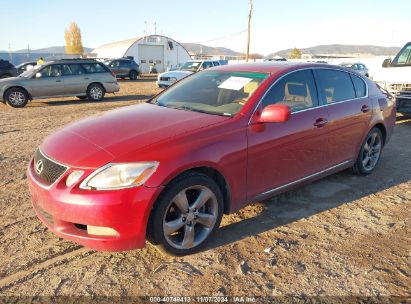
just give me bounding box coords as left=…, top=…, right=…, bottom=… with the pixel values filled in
left=19, top=64, right=43, bottom=78
left=392, top=43, right=411, bottom=66
left=152, top=71, right=269, bottom=117
left=180, top=61, right=203, bottom=72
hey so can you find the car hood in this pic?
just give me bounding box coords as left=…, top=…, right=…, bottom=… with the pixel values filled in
left=160, top=70, right=194, bottom=79
left=372, top=66, right=411, bottom=84
left=41, top=103, right=230, bottom=168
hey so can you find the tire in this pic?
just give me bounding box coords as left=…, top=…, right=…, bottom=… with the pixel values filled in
left=1, top=74, right=11, bottom=79
left=148, top=172, right=224, bottom=256
left=352, top=127, right=383, bottom=175
left=5, top=88, right=29, bottom=108
left=77, top=96, right=87, bottom=100
left=129, top=70, right=138, bottom=80
left=87, top=83, right=105, bottom=101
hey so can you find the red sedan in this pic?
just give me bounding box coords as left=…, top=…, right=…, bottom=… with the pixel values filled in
left=27, top=62, right=396, bottom=255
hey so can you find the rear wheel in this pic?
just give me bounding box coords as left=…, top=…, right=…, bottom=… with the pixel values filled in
left=352, top=127, right=383, bottom=175
left=148, top=173, right=223, bottom=256
left=129, top=70, right=138, bottom=80
left=5, top=88, right=29, bottom=108
left=87, top=84, right=105, bottom=101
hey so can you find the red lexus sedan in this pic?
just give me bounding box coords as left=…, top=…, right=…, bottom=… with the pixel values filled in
left=27, top=62, right=396, bottom=255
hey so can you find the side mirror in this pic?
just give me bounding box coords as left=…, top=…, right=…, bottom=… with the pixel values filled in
left=35, top=72, right=42, bottom=78
left=382, top=58, right=392, bottom=68
left=255, top=104, right=291, bottom=123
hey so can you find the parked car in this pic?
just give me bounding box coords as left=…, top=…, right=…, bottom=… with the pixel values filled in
left=105, top=58, right=140, bottom=80
left=16, top=61, right=37, bottom=75
left=340, top=62, right=369, bottom=77
left=156, top=60, right=219, bottom=88
left=0, top=59, right=119, bottom=108
left=28, top=62, right=395, bottom=255
left=0, top=59, right=17, bottom=79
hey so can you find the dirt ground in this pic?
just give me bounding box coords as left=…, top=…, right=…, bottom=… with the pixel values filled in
left=0, top=80, right=410, bottom=301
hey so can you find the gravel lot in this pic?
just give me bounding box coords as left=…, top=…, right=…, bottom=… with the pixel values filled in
left=0, top=80, right=410, bottom=301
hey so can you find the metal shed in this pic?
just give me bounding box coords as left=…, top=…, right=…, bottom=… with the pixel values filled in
left=91, top=35, right=191, bottom=73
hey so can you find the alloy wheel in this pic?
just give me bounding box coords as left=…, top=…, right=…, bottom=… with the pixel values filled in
left=362, top=131, right=382, bottom=171
left=163, top=185, right=218, bottom=250
left=90, top=87, right=103, bottom=100
left=8, top=91, right=26, bottom=106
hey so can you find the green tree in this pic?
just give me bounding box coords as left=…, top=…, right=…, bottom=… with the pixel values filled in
left=64, top=22, right=84, bottom=54
left=288, top=47, right=302, bottom=59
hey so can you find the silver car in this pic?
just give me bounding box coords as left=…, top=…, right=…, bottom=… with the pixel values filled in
left=340, top=62, right=369, bottom=77
left=0, top=59, right=120, bottom=108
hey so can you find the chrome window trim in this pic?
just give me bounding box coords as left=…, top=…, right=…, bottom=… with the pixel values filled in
left=254, top=160, right=351, bottom=200
left=248, top=67, right=369, bottom=125
left=30, top=148, right=69, bottom=190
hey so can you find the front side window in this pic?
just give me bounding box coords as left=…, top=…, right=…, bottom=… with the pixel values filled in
left=392, top=43, right=411, bottom=66
left=40, top=65, right=61, bottom=77
left=316, top=69, right=355, bottom=103
left=153, top=71, right=268, bottom=117
left=261, top=69, right=318, bottom=112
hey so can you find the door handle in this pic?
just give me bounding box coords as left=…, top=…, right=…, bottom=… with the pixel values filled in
left=84, top=77, right=89, bottom=80
left=361, top=105, right=370, bottom=113
left=314, top=118, right=328, bottom=128
left=56, top=79, right=61, bottom=82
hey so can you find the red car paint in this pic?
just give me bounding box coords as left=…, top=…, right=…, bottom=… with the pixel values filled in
left=28, top=62, right=396, bottom=251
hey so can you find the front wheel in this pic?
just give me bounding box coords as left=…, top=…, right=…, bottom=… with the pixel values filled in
left=87, top=84, right=105, bottom=101
left=148, top=173, right=223, bottom=256
left=352, top=127, right=383, bottom=175
left=5, top=88, right=29, bottom=108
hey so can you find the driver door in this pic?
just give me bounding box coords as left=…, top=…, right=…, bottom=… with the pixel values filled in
left=30, top=64, right=64, bottom=97
left=246, top=69, right=329, bottom=200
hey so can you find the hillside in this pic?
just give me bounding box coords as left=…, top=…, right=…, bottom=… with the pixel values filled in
left=14, top=46, right=93, bottom=53
left=182, top=43, right=242, bottom=56
left=268, top=44, right=401, bottom=58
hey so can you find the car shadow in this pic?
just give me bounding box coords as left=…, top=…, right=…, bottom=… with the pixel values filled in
left=206, top=121, right=411, bottom=251
left=32, top=94, right=154, bottom=107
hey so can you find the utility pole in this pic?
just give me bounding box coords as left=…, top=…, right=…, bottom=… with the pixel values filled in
left=246, top=0, right=253, bottom=62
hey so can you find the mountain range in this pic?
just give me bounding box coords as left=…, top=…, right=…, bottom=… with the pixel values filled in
left=268, top=44, right=401, bottom=58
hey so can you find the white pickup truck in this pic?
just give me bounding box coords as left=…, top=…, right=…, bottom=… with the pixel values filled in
left=373, top=42, right=411, bottom=114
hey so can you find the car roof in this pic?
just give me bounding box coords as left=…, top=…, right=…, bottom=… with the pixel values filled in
left=212, top=61, right=348, bottom=74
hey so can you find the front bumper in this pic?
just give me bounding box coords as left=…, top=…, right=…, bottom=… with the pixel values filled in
left=155, top=80, right=174, bottom=88
left=27, top=159, right=162, bottom=251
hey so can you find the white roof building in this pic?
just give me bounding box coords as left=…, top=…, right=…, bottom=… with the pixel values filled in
left=91, top=35, right=191, bottom=73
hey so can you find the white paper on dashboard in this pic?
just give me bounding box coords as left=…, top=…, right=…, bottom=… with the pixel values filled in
left=218, top=77, right=252, bottom=91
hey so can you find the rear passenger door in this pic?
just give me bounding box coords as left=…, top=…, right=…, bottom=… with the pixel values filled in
left=314, top=69, right=372, bottom=166
left=62, top=64, right=87, bottom=95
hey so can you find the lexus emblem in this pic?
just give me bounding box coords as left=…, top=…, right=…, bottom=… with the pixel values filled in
left=35, top=159, right=44, bottom=175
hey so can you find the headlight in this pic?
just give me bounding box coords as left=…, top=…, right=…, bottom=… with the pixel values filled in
left=80, top=162, right=159, bottom=190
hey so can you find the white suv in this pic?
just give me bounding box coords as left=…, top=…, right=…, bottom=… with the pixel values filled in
left=156, top=60, right=220, bottom=88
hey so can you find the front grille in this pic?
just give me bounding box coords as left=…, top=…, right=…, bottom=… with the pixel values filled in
left=160, top=77, right=169, bottom=81
left=33, top=148, right=68, bottom=185
left=390, top=83, right=411, bottom=92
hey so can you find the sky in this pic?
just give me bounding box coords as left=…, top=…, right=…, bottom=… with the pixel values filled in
left=0, top=0, right=410, bottom=55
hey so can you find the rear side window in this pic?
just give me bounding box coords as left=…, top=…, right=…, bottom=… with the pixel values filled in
left=261, top=69, right=319, bottom=112
left=350, top=74, right=366, bottom=98
left=81, top=63, right=107, bottom=73
left=316, top=69, right=355, bottom=103
left=62, top=64, right=85, bottom=76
